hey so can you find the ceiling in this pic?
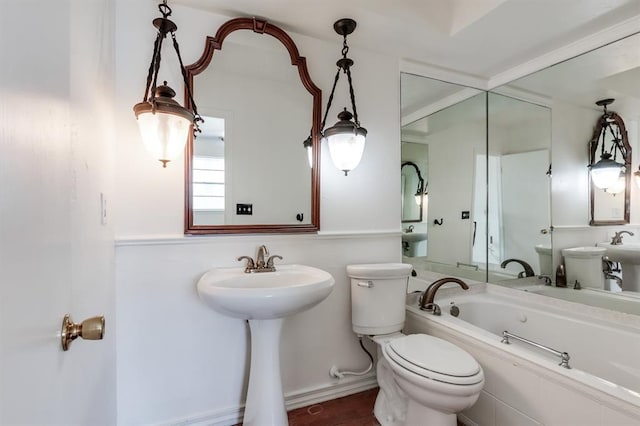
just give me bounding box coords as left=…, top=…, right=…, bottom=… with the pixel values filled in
left=175, top=0, right=640, bottom=80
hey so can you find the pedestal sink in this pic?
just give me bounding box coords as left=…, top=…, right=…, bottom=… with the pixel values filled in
left=597, top=243, right=640, bottom=291
left=197, top=264, right=335, bottom=426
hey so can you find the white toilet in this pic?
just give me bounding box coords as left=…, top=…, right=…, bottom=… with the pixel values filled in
left=347, top=263, right=484, bottom=426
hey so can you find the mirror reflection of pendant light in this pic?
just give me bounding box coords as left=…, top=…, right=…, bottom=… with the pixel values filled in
left=605, top=170, right=626, bottom=195
left=133, top=1, right=202, bottom=167
left=589, top=99, right=625, bottom=190
left=320, top=18, right=367, bottom=176
left=302, top=135, right=313, bottom=168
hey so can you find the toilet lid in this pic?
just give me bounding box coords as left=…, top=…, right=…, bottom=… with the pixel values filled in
left=386, top=334, right=482, bottom=385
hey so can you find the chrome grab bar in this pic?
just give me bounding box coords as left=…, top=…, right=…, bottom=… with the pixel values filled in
left=501, top=330, right=571, bottom=369
left=456, top=262, right=479, bottom=271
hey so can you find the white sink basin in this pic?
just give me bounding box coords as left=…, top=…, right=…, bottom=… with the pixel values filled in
left=197, top=263, right=335, bottom=425
left=197, top=264, right=335, bottom=320
left=597, top=242, right=640, bottom=264
left=402, top=232, right=427, bottom=243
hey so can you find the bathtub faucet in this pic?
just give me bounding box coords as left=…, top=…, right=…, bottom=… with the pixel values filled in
left=610, top=230, right=634, bottom=245
left=419, top=277, right=469, bottom=313
left=500, top=258, right=535, bottom=278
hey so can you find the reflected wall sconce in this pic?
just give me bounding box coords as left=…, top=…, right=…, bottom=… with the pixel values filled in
left=133, top=1, right=202, bottom=167
left=320, top=18, right=367, bottom=176
left=634, top=167, right=640, bottom=189
left=588, top=99, right=626, bottom=190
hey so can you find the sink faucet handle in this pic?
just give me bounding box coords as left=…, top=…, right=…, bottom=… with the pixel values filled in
left=266, top=255, right=283, bottom=268
left=237, top=256, right=255, bottom=273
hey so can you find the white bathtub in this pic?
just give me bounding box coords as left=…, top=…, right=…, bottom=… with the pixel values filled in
left=404, top=282, right=640, bottom=426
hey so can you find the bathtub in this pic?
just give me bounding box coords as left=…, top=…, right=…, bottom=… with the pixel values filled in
left=404, top=282, right=640, bottom=426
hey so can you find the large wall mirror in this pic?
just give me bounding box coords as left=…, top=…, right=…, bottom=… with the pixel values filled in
left=400, top=73, right=488, bottom=280
left=489, top=31, right=640, bottom=314
left=403, top=31, right=640, bottom=316
left=184, top=18, right=321, bottom=234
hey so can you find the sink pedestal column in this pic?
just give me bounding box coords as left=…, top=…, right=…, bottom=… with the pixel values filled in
left=243, top=318, right=288, bottom=426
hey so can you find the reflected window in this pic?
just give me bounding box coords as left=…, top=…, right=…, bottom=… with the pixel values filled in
left=193, top=156, right=225, bottom=211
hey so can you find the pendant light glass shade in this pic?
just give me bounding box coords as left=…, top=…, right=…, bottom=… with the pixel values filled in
left=604, top=171, right=625, bottom=194
left=324, top=109, right=366, bottom=175
left=303, top=135, right=313, bottom=168
left=134, top=84, right=194, bottom=167
left=589, top=153, right=624, bottom=189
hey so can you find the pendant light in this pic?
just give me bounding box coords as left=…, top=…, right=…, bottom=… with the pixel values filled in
left=133, top=1, right=202, bottom=167
left=589, top=99, right=625, bottom=190
left=320, top=19, right=367, bottom=176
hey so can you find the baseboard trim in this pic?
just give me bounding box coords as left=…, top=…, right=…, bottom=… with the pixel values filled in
left=155, top=374, right=378, bottom=426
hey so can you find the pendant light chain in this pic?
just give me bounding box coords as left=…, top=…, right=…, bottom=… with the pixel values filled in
left=320, top=68, right=342, bottom=132
left=142, top=34, right=163, bottom=103
left=171, top=32, right=203, bottom=131
left=342, top=33, right=360, bottom=127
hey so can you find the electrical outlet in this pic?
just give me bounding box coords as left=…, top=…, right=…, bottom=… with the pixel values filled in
left=461, top=211, right=470, bottom=219
left=236, top=203, right=253, bottom=215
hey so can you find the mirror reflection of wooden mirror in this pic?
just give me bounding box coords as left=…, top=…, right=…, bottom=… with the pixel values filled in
left=401, top=161, right=425, bottom=223
left=589, top=100, right=631, bottom=225
left=183, top=18, right=321, bottom=234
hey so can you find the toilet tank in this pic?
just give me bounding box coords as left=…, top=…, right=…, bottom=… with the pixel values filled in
left=347, top=263, right=413, bottom=335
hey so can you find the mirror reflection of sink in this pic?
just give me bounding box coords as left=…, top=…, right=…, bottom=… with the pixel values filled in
left=197, top=264, right=335, bottom=320
left=597, top=242, right=640, bottom=292
left=597, top=243, right=640, bottom=265
left=402, top=232, right=427, bottom=243
left=197, top=264, right=335, bottom=426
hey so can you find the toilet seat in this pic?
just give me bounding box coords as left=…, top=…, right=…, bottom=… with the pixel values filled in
left=384, top=334, right=483, bottom=386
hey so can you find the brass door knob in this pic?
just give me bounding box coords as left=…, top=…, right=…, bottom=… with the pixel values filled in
left=61, top=314, right=105, bottom=351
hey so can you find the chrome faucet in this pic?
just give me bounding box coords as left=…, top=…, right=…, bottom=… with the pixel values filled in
left=238, top=245, right=282, bottom=273
left=500, top=258, right=535, bottom=278
left=538, top=275, right=553, bottom=286
left=419, top=277, right=469, bottom=313
left=610, top=230, right=634, bottom=245
left=602, top=256, right=623, bottom=289
left=405, top=225, right=414, bottom=233
left=256, top=245, right=269, bottom=268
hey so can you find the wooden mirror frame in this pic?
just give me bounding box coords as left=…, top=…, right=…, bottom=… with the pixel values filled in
left=589, top=111, right=631, bottom=226
left=183, top=17, right=321, bottom=235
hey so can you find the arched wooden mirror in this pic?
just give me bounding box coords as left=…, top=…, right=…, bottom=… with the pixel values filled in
left=588, top=99, right=631, bottom=226
left=184, top=18, right=321, bottom=234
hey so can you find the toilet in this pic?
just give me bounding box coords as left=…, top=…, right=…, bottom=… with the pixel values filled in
left=347, top=263, right=484, bottom=426
left=535, top=244, right=553, bottom=276
left=562, top=246, right=606, bottom=289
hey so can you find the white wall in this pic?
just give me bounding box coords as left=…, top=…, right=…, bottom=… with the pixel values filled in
left=423, top=93, right=486, bottom=266
left=114, top=2, right=401, bottom=424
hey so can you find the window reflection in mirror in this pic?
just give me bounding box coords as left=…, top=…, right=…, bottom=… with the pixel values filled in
left=400, top=72, right=487, bottom=281
left=193, top=116, right=226, bottom=225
